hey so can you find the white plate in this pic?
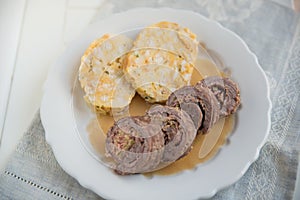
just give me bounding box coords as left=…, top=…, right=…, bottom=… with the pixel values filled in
left=41, top=8, right=271, bottom=200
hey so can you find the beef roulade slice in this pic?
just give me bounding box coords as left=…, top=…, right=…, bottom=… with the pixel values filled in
left=146, top=105, right=197, bottom=162
left=166, top=86, right=203, bottom=130
left=106, top=105, right=197, bottom=174
left=167, top=86, right=220, bottom=134
left=196, top=76, right=241, bottom=117
left=105, top=116, right=164, bottom=175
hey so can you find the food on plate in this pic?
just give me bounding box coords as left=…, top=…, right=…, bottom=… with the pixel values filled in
left=167, top=76, right=241, bottom=134
left=192, top=85, right=221, bottom=133
left=195, top=76, right=241, bottom=117
left=78, top=21, right=242, bottom=176
left=167, top=85, right=220, bottom=134
left=146, top=105, right=197, bottom=162
left=123, top=49, right=193, bottom=103
left=78, top=34, right=135, bottom=115
left=133, top=21, right=198, bottom=62
left=166, top=86, right=203, bottom=130
left=105, top=105, right=196, bottom=174
left=105, top=77, right=240, bottom=175
left=180, top=102, right=203, bottom=130
left=123, top=21, right=199, bottom=103
left=105, top=116, right=164, bottom=175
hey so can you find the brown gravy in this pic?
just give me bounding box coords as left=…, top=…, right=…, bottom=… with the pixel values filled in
left=144, top=115, right=234, bottom=176
left=86, top=94, right=151, bottom=155
left=87, top=59, right=236, bottom=176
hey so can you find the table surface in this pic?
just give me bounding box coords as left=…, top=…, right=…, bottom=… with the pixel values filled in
left=0, top=0, right=299, bottom=199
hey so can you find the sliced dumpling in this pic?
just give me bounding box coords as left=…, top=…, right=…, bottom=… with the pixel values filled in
left=79, top=34, right=135, bottom=115
left=123, top=21, right=199, bottom=103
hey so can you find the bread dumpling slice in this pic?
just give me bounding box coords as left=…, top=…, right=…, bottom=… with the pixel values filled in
left=123, top=21, right=198, bottom=103
left=79, top=34, right=135, bottom=115
left=134, top=21, right=198, bottom=62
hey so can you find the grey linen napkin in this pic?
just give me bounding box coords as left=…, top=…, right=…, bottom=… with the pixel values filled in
left=1, top=0, right=300, bottom=199
left=0, top=112, right=102, bottom=200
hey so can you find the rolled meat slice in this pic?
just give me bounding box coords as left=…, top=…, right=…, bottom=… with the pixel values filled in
left=194, top=86, right=220, bottom=133
left=146, top=105, right=197, bottom=162
left=105, top=116, right=164, bottom=175
left=166, top=86, right=203, bottom=130
left=167, top=86, right=220, bottom=134
left=106, top=105, right=197, bottom=174
left=196, top=76, right=241, bottom=117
